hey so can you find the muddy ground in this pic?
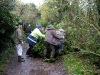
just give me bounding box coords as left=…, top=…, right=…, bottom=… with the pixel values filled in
left=2, top=44, right=68, bottom=75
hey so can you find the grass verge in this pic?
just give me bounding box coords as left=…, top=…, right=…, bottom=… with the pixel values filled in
left=63, top=53, right=98, bottom=75
left=0, top=47, right=14, bottom=74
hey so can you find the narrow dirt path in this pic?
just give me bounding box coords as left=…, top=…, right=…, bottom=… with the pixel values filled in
left=2, top=44, right=68, bottom=75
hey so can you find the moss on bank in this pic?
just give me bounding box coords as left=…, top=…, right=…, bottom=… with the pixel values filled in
left=63, top=53, right=98, bottom=75
left=0, top=47, right=14, bottom=74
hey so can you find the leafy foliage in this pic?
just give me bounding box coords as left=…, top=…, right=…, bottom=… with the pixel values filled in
left=32, top=37, right=45, bottom=57
left=0, top=47, right=14, bottom=74
left=0, top=0, right=19, bottom=51
left=31, top=36, right=59, bottom=58
left=12, top=1, right=41, bottom=29
left=38, top=0, right=100, bottom=73
left=63, top=54, right=97, bottom=75
left=0, top=0, right=100, bottom=74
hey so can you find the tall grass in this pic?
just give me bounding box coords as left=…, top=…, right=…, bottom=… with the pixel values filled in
left=63, top=53, right=97, bottom=75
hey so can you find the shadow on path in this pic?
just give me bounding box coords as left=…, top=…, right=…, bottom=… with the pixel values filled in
left=2, top=43, right=68, bottom=75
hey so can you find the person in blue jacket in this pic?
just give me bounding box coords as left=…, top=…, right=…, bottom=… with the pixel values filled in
left=26, top=25, right=45, bottom=57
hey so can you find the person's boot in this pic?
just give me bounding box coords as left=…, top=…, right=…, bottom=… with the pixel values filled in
left=18, top=56, right=25, bottom=62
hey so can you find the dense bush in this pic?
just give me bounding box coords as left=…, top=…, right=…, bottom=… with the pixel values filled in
left=32, top=37, right=45, bottom=57
left=0, top=2, right=19, bottom=51
left=31, top=29, right=60, bottom=58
